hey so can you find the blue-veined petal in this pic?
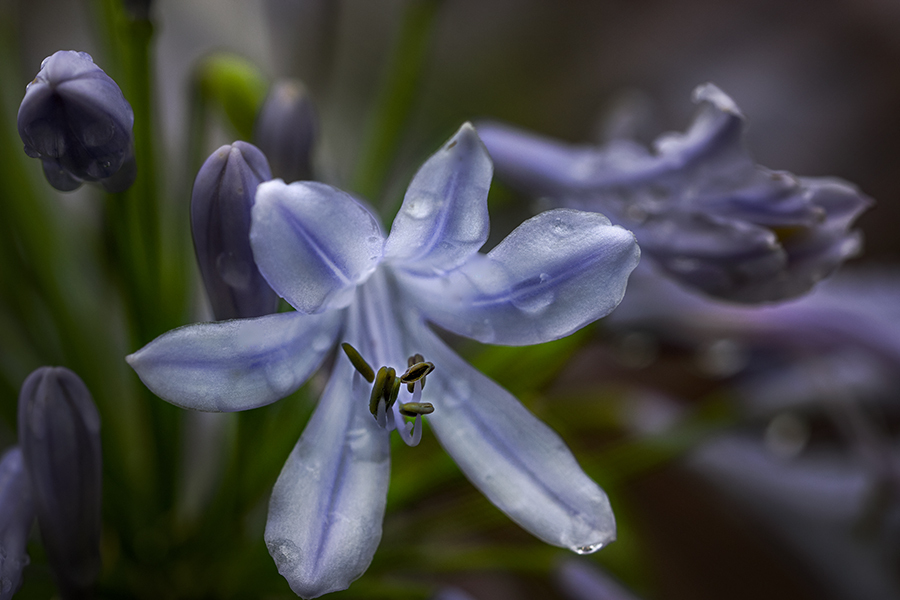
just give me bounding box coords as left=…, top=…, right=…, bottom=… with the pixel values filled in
left=411, top=318, right=616, bottom=552
left=126, top=311, right=341, bottom=411
left=0, top=447, right=34, bottom=600
left=398, top=209, right=639, bottom=346
left=384, top=123, right=491, bottom=275
left=265, top=356, right=390, bottom=599
left=251, top=180, right=385, bottom=313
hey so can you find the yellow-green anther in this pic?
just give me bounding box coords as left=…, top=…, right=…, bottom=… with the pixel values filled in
left=369, top=367, right=390, bottom=415
left=341, top=343, right=375, bottom=383
left=387, top=376, right=401, bottom=410
left=399, top=402, right=434, bottom=417
left=400, top=361, right=435, bottom=384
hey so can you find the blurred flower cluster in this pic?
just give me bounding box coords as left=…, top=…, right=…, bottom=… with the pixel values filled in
left=0, top=1, right=898, bottom=599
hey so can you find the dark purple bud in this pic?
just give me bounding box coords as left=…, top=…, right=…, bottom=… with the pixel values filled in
left=0, top=447, right=34, bottom=600
left=191, top=142, right=279, bottom=320
left=479, top=84, right=872, bottom=303
left=254, top=80, right=318, bottom=182
left=17, top=367, right=101, bottom=598
left=17, top=51, right=136, bottom=193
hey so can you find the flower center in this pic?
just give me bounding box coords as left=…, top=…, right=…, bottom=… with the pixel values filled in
left=340, top=343, right=435, bottom=447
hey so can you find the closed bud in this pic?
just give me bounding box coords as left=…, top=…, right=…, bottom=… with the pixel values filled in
left=0, top=447, right=34, bottom=600
left=17, top=51, right=136, bottom=193
left=254, top=79, right=318, bottom=182
left=192, top=141, right=279, bottom=320
left=17, top=367, right=101, bottom=598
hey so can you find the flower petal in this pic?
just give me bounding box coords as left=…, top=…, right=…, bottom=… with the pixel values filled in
left=384, top=123, right=492, bottom=275
left=251, top=180, right=385, bottom=313
left=412, top=319, right=616, bottom=552
left=126, top=311, right=341, bottom=412
left=398, top=209, right=640, bottom=345
left=265, top=356, right=390, bottom=598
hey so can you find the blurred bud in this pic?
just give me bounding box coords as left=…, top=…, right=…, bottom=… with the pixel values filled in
left=192, top=142, right=279, bottom=320
left=196, top=53, right=268, bottom=140
left=254, top=79, right=318, bottom=182
left=0, top=447, right=34, bottom=600
left=555, top=559, right=644, bottom=600
left=17, top=51, right=136, bottom=193
left=17, top=367, right=102, bottom=598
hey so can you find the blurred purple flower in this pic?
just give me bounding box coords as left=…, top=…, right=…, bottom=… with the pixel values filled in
left=128, top=123, right=640, bottom=597
left=17, top=51, right=136, bottom=193
left=191, top=141, right=279, bottom=320
left=478, top=84, right=872, bottom=303
left=0, top=447, right=34, bottom=600
left=255, top=79, right=318, bottom=182
left=17, top=367, right=102, bottom=598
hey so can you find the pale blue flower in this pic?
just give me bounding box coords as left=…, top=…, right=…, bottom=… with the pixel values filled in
left=478, top=84, right=872, bottom=303
left=128, top=123, right=640, bottom=598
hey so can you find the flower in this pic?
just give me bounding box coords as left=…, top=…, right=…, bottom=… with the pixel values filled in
left=254, top=79, right=318, bottom=182
left=17, top=366, right=102, bottom=597
left=0, top=447, right=34, bottom=600
left=477, top=84, right=872, bottom=303
left=191, top=141, right=279, bottom=320
left=127, top=123, right=640, bottom=597
left=17, top=51, right=136, bottom=193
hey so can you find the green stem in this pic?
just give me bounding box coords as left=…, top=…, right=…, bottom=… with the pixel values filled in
left=351, top=0, right=442, bottom=204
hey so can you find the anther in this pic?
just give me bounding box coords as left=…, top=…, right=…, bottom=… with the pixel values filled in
left=342, top=343, right=374, bottom=383
left=403, top=354, right=432, bottom=392
left=399, top=402, right=434, bottom=417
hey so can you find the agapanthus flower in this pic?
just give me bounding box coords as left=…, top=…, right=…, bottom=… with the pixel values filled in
left=191, top=141, right=279, bottom=320
left=17, top=366, right=102, bottom=598
left=255, top=79, right=318, bottom=182
left=128, top=123, right=640, bottom=597
left=17, top=50, right=136, bottom=193
left=478, top=84, right=872, bottom=303
left=0, top=447, right=34, bottom=600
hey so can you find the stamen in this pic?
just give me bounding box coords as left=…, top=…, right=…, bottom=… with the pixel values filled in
left=369, top=367, right=391, bottom=415
left=399, top=402, right=434, bottom=417
left=341, top=343, right=375, bottom=383
left=403, top=354, right=432, bottom=392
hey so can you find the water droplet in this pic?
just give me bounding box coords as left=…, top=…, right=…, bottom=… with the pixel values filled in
left=217, top=252, right=253, bottom=289
left=311, top=334, right=332, bottom=352
left=468, top=319, right=495, bottom=343
left=267, top=538, right=300, bottom=569
left=550, top=218, right=575, bottom=238
left=572, top=542, right=605, bottom=555
left=512, top=289, right=555, bottom=315
left=404, top=196, right=436, bottom=219
left=265, top=362, right=296, bottom=396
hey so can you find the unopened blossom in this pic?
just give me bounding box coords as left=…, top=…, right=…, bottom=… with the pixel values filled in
left=478, top=84, right=872, bottom=303
left=17, top=367, right=102, bottom=598
left=0, top=447, right=34, bottom=600
left=17, top=51, right=135, bottom=193
left=128, top=123, right=640, bottom=598
left=255, top=79, right=318, bottom=182
left=192, top=141, right=279, bottom=320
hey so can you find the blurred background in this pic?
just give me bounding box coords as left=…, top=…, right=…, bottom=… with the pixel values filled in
left=2, top=0, right=899, bottom=598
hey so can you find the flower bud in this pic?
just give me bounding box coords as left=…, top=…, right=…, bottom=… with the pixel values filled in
left=0, top=447, right=34, bottom=600
left=17, top=51, right=136, bottom=193
left=17, top=367, right=101, bottom=597
left=191, top=141, right=279, bottom=320
left=254, top=79, right=318, bottom=182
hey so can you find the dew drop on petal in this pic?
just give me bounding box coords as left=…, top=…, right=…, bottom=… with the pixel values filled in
left=512, top=289, right=555, bottom=315
left=265, top=361, right=296, bottom=396
left=550, top=218, right=576, bottom=237
left=403, top=196, right=437, bottom=219
left=267, top=538, right=300, bottom=570
left=216, top=252, right=253, bottom=289
left=572, top=542, right=605, bottom=555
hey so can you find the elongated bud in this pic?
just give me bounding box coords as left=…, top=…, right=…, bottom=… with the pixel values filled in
left=254, top=79, right=318, bottom=182
left=17, top=367, right=101, bottom=598
left=191, top=141, right=279, bottom=320
left=0, top=447, right=34, bottom=600
left=17, top=51, right=136, bottom=193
